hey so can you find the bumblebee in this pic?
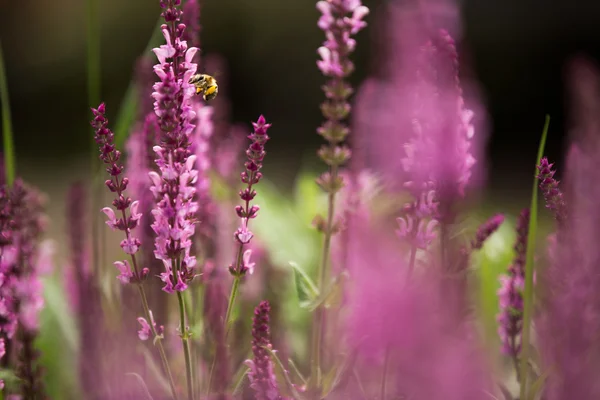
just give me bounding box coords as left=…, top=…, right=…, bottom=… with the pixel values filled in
left=189, top=74, right=219, bottom=101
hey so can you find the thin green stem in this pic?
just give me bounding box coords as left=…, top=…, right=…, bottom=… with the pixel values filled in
left=311, top=164, right=338, bottom=390
left=205, top=275, right=241, bottom=396
left=137, top=284, right=179, bottom=400
left=0, top=40, right=15, bottom=186
left=177, top=290, right=194, bottom=400
left=519, top=115, right=550, bottom=400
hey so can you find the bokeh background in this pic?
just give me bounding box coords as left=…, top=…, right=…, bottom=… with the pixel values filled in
left=1, top=0, right=599, bottom=397
left=2, top=0, right=600, bottom=193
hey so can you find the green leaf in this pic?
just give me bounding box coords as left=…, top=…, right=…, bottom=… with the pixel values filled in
left=320, top=341, right=361, bottom=398
left=289, top=262, right=319, bottom=308
left=519, top=115, right=550, bottom=400
left=306, top=271, right=347, bottom=312
left=263, top=346, right=305, bottom=400
left=528, top=366, right=551, bottom=400
left=230, top=366, right=250, bottom=396
left=288, top=358, right=308, bottom=387
left=0, top=39, right=15, bottom=185
left=125, top=373, right=155, bottom=400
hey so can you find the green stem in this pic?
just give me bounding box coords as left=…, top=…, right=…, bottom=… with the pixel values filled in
left=177, top=291, right=194, bottom=400
left=311, top=165, right=338, bottom=390
left=206, top=274, right=241, bottom=396
left=0, top=39, right=15, bottom=186
left=137, top=284, right=179, bottom=400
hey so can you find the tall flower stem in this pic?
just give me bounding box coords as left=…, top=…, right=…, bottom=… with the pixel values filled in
left=177, top=291, right=193, bottom=400
left=137, top=283, right=179, bottom=400
left=311, top=176, right=337, bottom=388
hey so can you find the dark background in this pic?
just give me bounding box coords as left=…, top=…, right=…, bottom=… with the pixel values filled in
left=1, top=0, right=600, bottom=197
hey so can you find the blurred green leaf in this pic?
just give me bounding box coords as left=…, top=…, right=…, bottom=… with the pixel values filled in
left=39, top=276, right=79, bottom=399
left=0, top=39, right=15, bottom=185
left=125, top=373, right=154, bottom=400
left=474, top=217, right=516, bottom=349
left=290, top=262, right=319, bottom=309
left=264, top=346, right=305, bottom=400
left=520, top=115, right=550, bottom=400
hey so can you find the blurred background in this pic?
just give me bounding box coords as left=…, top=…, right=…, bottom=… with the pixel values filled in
left=1, top=0, right=600, bottom=211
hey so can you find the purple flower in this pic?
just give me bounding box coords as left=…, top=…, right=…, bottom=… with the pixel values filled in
left=316, top=0, right=368, bottom=183
left=537, top=58, right=600, bottom=400
left=229, top=116, right=271, bottom=277
left=91, top=103, right=148, bottom=284
left=496, top=208, right=529, bottom=357
left=150, top=4, right=200, bottom=293
left=137, top=311, right=163, bottom=341
left=471, top=213, right=505, bottom=250
left=537, top=157, right=566, bottom=224
left=245, top=301, right=285, bottom=400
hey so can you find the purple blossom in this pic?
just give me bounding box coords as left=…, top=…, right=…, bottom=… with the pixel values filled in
left=137, top=311, right=163, bottom=341
left=229, top=116, right=271, bottom=277
left=497, top=208, right=529, bottom=357
left=537, top=157, right=566, bottom=224
left=245, top=301, right=285, bottom=400
left=316, top=0, right=368, bottom=193
left=149, top=2, right=200, bottom=293
left=91, top=103, right=148, bottom=284
left=537, top=58, right=600, bottom=400
left=471, top=213, right=505, bottom=250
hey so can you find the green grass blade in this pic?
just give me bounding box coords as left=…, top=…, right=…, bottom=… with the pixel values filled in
left=0, top=39, right=16, bottom=186
left=114, top=16, right=163, bottom=149
left=519, top=115, right=550, bottom=399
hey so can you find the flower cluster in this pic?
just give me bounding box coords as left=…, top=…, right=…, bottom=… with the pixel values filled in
left=149, top=0, right=200, bottom=293
left=92, top=103, right=147, bottom=284
left=316, top=0, right=368, bottom=191
left=537, top=157, right=566, bottom=224
left=397, top=30, right=476, bottom=255
left=471, top=214, right=505, bottom=250
left=229, top=116, right=271, bottom=277
left=245, top=301, right=285, bottom=400
left=0, top=180, right=50, bottom=395
left=497, top=208, right=529, bottom=357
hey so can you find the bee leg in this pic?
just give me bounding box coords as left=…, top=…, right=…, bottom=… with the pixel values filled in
left=195, top=86, right=204, bottom=95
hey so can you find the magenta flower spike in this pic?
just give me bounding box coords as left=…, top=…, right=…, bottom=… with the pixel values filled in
left=537, top=157, right=566, bottom=224
left=229, top=115, right=271, bottom=277
left=149, top=0, right=201, bottom=293
left=496, top=209, right=529, bottom=359
left=471, top=213, right=505, bottom=250
left=245, top=301, right=285, bottom=400
left=91, top=103, right=148, bottom=284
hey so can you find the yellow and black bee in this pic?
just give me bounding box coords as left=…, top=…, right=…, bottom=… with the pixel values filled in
left=189, top=74, right=219, bottom=101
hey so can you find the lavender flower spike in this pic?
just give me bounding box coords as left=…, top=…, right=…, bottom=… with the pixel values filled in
left=316, top=0, right=368, bottom=175
left=471, top=213, right=505, bottom=250
left=149, top=0, right=200, bottom=293
left=92, top=103, right=148, bottom=284
left=497, top=209, right=529, bottom=361
left=229, top=115, right=271, bottom=277
left=537, top=157, right=566, bottom=224
left=245, top=301, right=285, bottom=400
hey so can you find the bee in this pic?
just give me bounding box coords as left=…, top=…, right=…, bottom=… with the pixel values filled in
left=189, top=73, right=219, bottom=101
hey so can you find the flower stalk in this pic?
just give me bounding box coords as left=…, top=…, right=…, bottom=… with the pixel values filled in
left=312, top=0, right=368, bottom=388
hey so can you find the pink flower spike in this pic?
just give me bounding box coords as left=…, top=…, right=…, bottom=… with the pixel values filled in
left=120, top=237, right=141, bottom=255
left=114, top=261, right=134, bottom=284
